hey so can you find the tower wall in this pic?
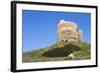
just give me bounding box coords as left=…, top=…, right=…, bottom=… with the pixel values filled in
left=57, top=20, right=82, bottom=42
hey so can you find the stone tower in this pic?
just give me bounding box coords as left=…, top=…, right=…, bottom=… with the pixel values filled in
left=57, top=20, right=82, bottom=42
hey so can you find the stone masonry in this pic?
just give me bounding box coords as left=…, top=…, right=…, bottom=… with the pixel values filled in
left=57, top=20, right=82, bottom=42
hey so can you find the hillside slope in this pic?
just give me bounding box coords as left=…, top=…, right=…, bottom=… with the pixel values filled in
left=23, top=42, right=90, bottom=62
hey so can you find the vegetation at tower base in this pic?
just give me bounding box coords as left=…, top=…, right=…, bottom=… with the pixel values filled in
left=22, top=42, right=91, bottom=62
left=42, top=44, right=80, bottom=57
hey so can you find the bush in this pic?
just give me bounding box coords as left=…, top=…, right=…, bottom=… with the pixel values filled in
left=42, top=44, right=80, bottom=57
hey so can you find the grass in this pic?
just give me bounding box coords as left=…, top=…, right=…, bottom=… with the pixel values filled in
left=22, top=42, right=91, bottom=62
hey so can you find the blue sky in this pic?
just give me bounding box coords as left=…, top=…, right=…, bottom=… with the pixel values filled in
left=22, top=10, right=91, bottom=52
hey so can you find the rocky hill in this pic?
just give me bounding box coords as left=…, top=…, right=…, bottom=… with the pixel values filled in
left=23, top=42, right=90, bottom=63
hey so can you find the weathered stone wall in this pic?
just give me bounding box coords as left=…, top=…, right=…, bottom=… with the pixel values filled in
left=57, top=20, right=82, bottom=42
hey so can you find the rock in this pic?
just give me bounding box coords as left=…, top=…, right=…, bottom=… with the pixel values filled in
left=68, top=54, right=74, bottom=58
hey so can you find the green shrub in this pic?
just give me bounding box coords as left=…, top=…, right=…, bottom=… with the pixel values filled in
left=42, top=44, right=80, bottom=57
